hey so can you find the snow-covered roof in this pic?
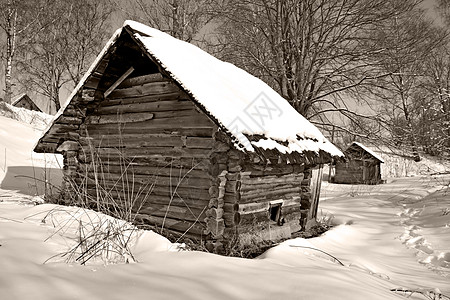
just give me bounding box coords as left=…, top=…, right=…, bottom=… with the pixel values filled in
left=126, top=21, right=342, bottom=157
left=12, top=94, right=31, bottom=106
left=350, top=142, right=384, bottom=163
left=11, top=94, right=42, bottom=113
left=35, top=20, right=343, bottom=159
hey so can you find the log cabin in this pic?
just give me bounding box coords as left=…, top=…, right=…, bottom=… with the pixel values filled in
left=34, top=21, right=343, bottom=253
left=334, top=142, right=384, bottom=185
left=12, top=94, right=42, bottom=112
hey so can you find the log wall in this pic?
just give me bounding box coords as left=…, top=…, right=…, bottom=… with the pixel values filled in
left=334, top=159, right=381, bottom=184
left=74, top=72, right=217, bottom=241
left=208, top=132, right=313, bottom=249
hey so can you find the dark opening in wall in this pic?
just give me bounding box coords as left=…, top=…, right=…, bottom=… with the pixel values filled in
left=269, top=203, right=284, bottom=225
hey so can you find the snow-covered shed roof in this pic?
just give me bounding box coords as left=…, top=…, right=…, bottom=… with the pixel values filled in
left=34, top=20, right=343, bottom=160
left=11, top=94, right=42, bottom=112
left=348, top=142, right=384, bottom=163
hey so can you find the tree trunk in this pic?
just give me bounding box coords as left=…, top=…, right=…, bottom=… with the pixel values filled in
left=4, top=7, right=17, bottom=104
left=5, top=49, right=14, bottom=104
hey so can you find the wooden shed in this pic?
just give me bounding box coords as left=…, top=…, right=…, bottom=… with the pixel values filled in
left=34, top=21, right=343, bottom=253
left=334, top=142, right=384, bottom=185
left=11, top=94, right=42, bottom=112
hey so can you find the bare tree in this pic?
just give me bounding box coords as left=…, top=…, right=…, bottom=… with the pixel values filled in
left=368, top=7, right=445, bottom=160
left=60, top=0, right=114, bottom=85
left=415, top=0, right=450, bottom=156
left=0, top=0, right=48, bottom=104
left=17, top=0, right=114, bottom=113
left=118, top=0, right=216, bottom=43
left=214, top=0, right=420, bottom=120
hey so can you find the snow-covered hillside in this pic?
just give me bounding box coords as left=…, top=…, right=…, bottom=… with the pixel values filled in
left=0, top=105, right=61, bottom=195
left=1, top=107, right=449, bottom=300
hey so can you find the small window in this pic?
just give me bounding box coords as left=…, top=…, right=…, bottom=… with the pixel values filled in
left=268, top=203, right=285, bottom=225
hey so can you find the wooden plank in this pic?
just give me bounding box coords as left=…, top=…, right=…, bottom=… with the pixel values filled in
left=81, top=124, right=214, bottom=137
left=79, top=164, right=211, bottom=180
left=57, top=116, right=83, bottom=125
left=85, top=112, right=154, bottom=125
left=100, top=91, right=189, bottom=107
left=139, top=205, right=207, bottom=223
left=78, top=151, right=209, bottom=169
left=93, top=115, right=210, bottom=129
left=308, top=164, right=323, bottom=221
left=79, top=135, right=184, bottom=148
left=81, top=187, right=210, bottom=210
left=118, top=73, right=169, bottom=88
left=185, top=137, right=214, bottom=149
left=240, top=173, right=304, bottom=184
left=134, top=214, right=206, bottom=236
left=107, top=81, right=180, bottom=99
left=77, top=173, right=211, bottom=190
left=104, top=67, right=135, bottom=98
left=240, top=188, right=301, bottom=203
left=95, top=99, right=194, bottom=115
left=79, top=146, right=212, bottom=159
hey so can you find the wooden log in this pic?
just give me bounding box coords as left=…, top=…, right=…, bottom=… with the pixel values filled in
left=81, top=89, right=96, bottom=103
left=81, top=187, right=209, bottom=210
left=107, top=81, right=180, bottom=99
left=104, top=67, right=135, bottom=98
left=301, top=192, right=312, bottom=200
left=78, top=151, right=208, bottom=167
left=240, top=190, right=301, bottom=203
left=150, top=186, right=211, bottom=201
left=78, top=153, right=209, bottom=170
left=223, top=192, right=239, bottom=204
left=225, top=180, right=241, bottom=194
left=242, top=163, right=300, bottom=177
left=118, top=73, right=169, bottom=88
left=240, top=181, right=299, bottom=192
left=79, top=134, right=184, bottom=148
left=57, top=141, right=79, bottom=152
left=223, top=202, right=239, bottom=213
left=107, top=115, right=210, bottom=129
left=205, top=218, right=225, bottom=238
left=100, top=91, right=189, bottom=107
left=208, top=185, right=219, bottom=198
left=57, top=115, right=83, bottom=125
left=81, top=124, right=214, bottom=137
left=94, top=100, right=195, bottom=115
left=300, top=199, right=311, bottom=209
left=185, top=137, right=214, bottom=149
left=76, top=173, right=211, bottom=190
left=212, top=140, right=230, bottom=152
left=134, top=214, right=206, bottom=236
left=84, top=74, right=102, bottom=90
left=238, top=211, right=269, bottom=227
left=206, top=207, right=223, bottom=220
left=240, top=173, right=304, bottom=186
left=79, top=190, right=208, bottom=220
left=34, top=141, right=58, bottom=153
left=79, top=164, right=211, bottom=180
left=47, top=124, right=79, bottom=135
left=223, top=211, right=241, bottom=227
left=85, top=112, right=154, bottom=125
left=79, top=146, right=212, bottom=159
left=138, top=205, right=207, bottom=223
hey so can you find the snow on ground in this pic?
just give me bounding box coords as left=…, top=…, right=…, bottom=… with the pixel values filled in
left=2, top=175, right=450, bottom=300
left=0, top=110, right=62, bottom=195
left=1, top=110, right=450, bottom=299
